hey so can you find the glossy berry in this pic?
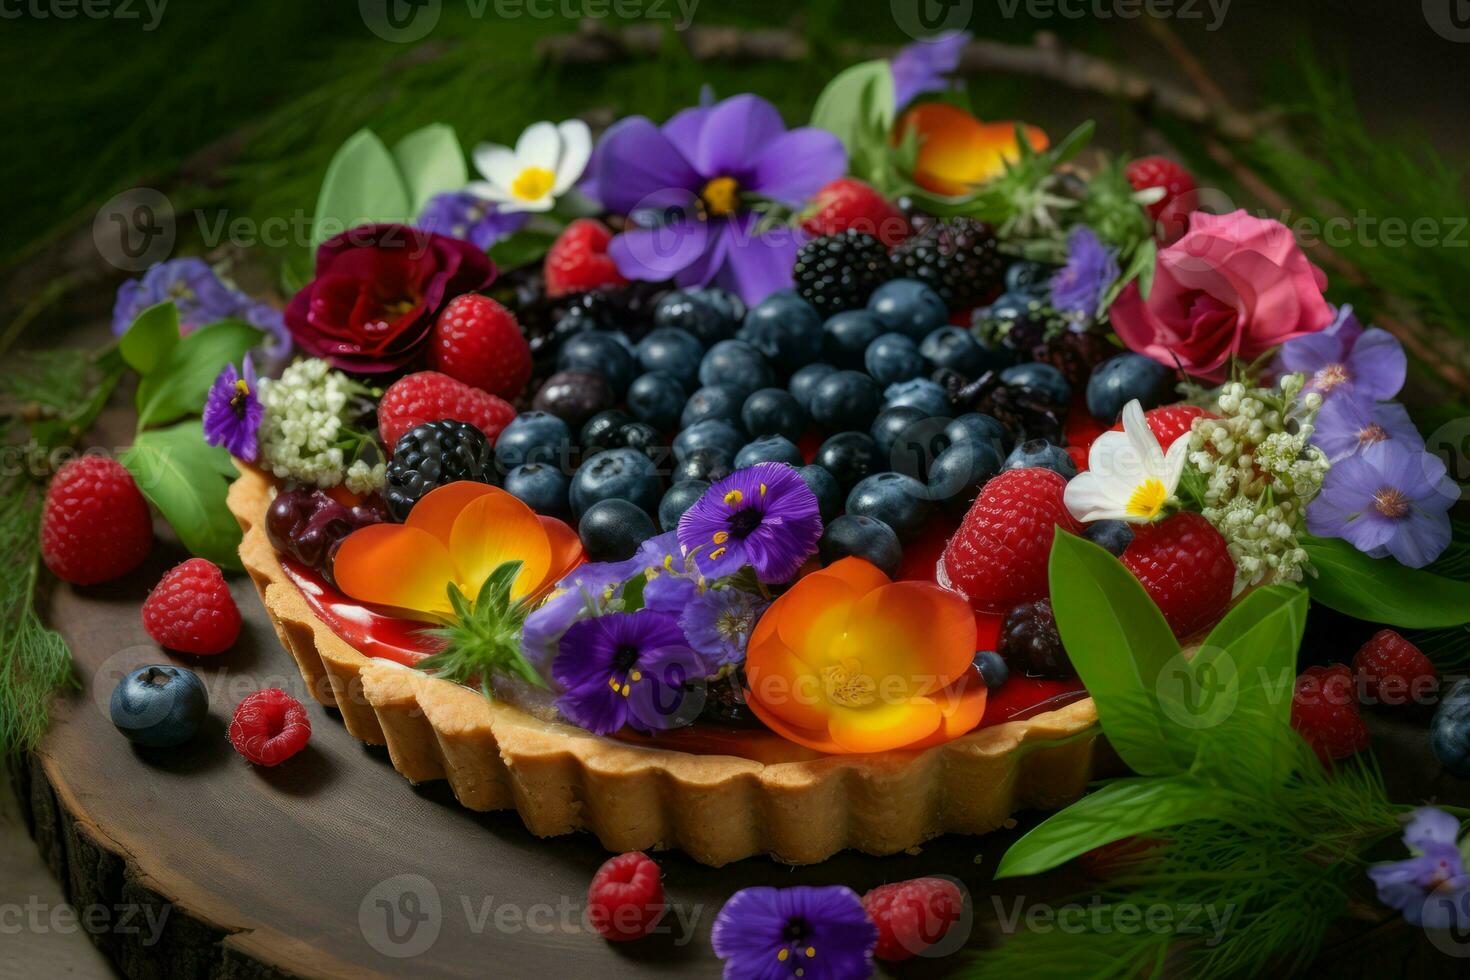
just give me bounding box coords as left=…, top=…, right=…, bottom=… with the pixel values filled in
left=1125, top=155, right=1197, bottom=221
left=543, top=218, right=628, bottom=296
left=792, top=231, right=894, bottom=315
left=653, top=288, right=743, bottom=346
left=999, top=599, right=1072, bottom=678
left=740, top=388, right=805, bottom=442
left=971, top=651, right=1009, bottom=688
left=40, top=457, right=152, bottom=585
left=429, top=294, right=532, bottom=399
left=819, top=514, right=903, bottom=579
left=615, top=422, right=665, bottom=464
left=569, top=448, right=662, bottom=521
left=503, top=463, right=570, bottom=518
left=699, top=339, right=775, bottom=398
left=787, top=362, right=838, bottom=413
left=815, top=431, right=883, bottom=493
left=1086, top=352, right=1175, bottom=422
left=864, top=332, right=926, bottom=386
left=801, top=177, right=911, bottom=247
left=672, top=447, right=733, bottom=485
left=921, top=325, right=991, bottom=378
left=579, top=499, right=658, bottom=562
left=141, top=559, right=241, bottom=655
left=532, top=370, right=615, bottom=429
left=658, top=481, right=710, bottom=533
left=1084, top=519, right=1135, bottom=556
left=229, top=688, right=311, bottom=766
left=1430, top=678, right=1470, bottom=778
left=735, top=436, right=804, bottom=470
left=928, top=440, right=1002, bottom=512
left=580, top=410, right=636, bottom=455
left=945, top=412, right=1010, bottom=456
left=890, top=216, right=1005, bottom=308
left=797, top=464, right=843, bottom=524
left=1353, top=630, right=1438, bottom=708
left=265, top=489, right=387, bottom=584
left=558, top=331, right=637, bottom=397
left=636, top=327, right=704, bottom=379
left=862, top=877, right=965, bottom=962
left=809, top=370, right=881, bottom=432
left=587, top=851, right=664, bottom=942
left=1004, top=439, right=1077, bottom=479
left=883, top=378, right=952, bottom=418
left=739, top=288, right=824, bottom=366
left=378, top=371, right=516, bottom=450
left=1121, top=512, right=1234, bottom=638
left=626, top=372, right=688, bottom=432
left=494, top=411, right=571, bottom=471
left=386, top=419, right=496, bottom=521
left=1000, top=362, right=1071, bottom=406
left=682, top=384, right=746, bottom=430
left=847, top=472, right=932, bottom=542
left=672, top=419, right=745, bottom=464
left=110, top=665, right=208, bottom=748
left=1004, top=260, right=1054, bottom=296
left=867, top=278, right=947, bottom=340
left=1291, top=665, right=1370, bottom=765
left=870, top=405, right=929, bottom=461
left=822, top=310, right=884, bottom=369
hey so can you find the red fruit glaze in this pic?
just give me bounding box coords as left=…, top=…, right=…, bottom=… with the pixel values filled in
left=1120, top=512, right=1233, bottom=638
left=587, top=851, right=664, bottom=941
left=279, top=559, right=439, bottom=666
left=428, top=294, right=532, bottom=400
left=863, top=877, right=964, bottom=961
left=229, top=688, right=312, bottom=766
left=41, top=457, right=153, bottom=585
left=544, top=218, right=627, bottom=297
left=141, top=558, right=242, bottom=655
left=1353, top=629, right=1438, bottom=708
left=1291, top=664, right=1371, bottom=764
left=378, top=370, right=516, bottom=449
left=801, top=177, right=911, bottom=247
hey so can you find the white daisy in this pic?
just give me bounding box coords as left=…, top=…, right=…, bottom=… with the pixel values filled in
left=467, top=119, right=591, bottom=213
left=1065, top=399, right=1190, bottom=523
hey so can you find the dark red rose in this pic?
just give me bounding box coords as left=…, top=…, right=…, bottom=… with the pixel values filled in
left=285, top=223, right=494, bottom=373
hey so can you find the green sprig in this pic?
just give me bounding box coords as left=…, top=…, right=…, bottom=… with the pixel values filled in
left=415, top=561, right=547, bottom=698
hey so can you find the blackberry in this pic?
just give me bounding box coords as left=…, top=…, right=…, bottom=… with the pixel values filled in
left=792, top=230, right=893, bottom=315
left=999, top=599, right=1073, bottom=679
left=1033, top=331, right=1118, bottom=389
left=890, top=217, right=1005, bottom=309
left=384, top=420, right=495, bottom=521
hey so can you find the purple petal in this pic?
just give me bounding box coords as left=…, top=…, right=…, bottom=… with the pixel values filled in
left=1276, top=329, right=1347, bottom=380
left=691, top=94, right=787, bottom=179
left=661, top=105, right=713, bottom=164
left=1404, top=807, right=1463, bottom=851
left=746, top=127, right=848, bottom=206
left=624, top=643, right=705, bottom=732
left=592, top=116, right=701, bottom=214
left=609, top=218, right=713, bottom=284
left=1345, top=328, right=1407, bottom=401
left=891, top=30, right=970, bottom=108
left=712, top=215, right=802, bottom=306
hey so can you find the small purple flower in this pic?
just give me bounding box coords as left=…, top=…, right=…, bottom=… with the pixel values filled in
left=711, top=885, right=878, bottom=980
left=677, top=462, right=823, bottom=583
left=552, top=609, right=705, bottom=735
left=1312, top=397, right=1424, bottom=463
left=112, top=258, right=291, bottom=356
left=679, top=587, right=767, bottom=667
left=1275, top=304, right=1406, bottom=403
left=416, top=191, right=529, bottom=251
left=890, top=30, right=971, bottom=109
left=521, top=557, right=643, bottom=675
left=202, top=356, right=263, bottom=461
left=1305, top=440, right=1458, bottom=567
left=1050, top=225, right=1119, bottom=321
left=1367, top=807, right=1470, bottom=929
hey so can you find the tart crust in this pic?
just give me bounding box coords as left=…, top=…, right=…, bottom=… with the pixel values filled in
left=228, top=466, right=1102, bottom=866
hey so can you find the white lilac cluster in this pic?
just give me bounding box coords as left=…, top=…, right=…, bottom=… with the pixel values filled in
left=256, top=358, right=384, bottom=493
left=1186, top=373, right=1330, bottom=591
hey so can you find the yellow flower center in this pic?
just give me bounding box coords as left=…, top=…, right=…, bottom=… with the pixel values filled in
left=1126, top=478, right=1168, bottom=520
left=510, top=166, right=556, bottom=201
left=723, top=489, right=744, bottom=507
left=230, top=378, right=251, bottom=407
left=701, top=176, right=740, bottom=216
left=821, top=659, right=876, bottom=707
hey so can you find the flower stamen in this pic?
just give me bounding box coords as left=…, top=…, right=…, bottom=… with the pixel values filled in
left=701, top=176, right=740, bottom=216
left=1373, top=487, right=1410, bottom=519
left=510, top=166, right=556, bottom=201
left=1126, top=478, right=1169, bottom=519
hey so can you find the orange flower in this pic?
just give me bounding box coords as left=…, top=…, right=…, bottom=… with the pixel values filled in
left=898, top=102, right=1048, bottom=196
left=332, top=482, right=583, bottom=621
left=743, top=557, right=986, bottom=754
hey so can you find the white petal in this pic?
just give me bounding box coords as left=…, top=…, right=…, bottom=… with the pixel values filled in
left=472, top=144, right=518, bottom=187
left=1161, top=433, right=1191, bottom=493
left=1064, top=473, right=1133, bottom=523
left=509, top=196, right=555, bottom=213
left=515, top=121, right=560, bottom=171
left=1085, top=430, right=1146, bottom=492
left=465, top=180, right=515, bottom=203
left=552, top=120, right=592, bottom=193
left=1120, top=399, right=1166, bottom=475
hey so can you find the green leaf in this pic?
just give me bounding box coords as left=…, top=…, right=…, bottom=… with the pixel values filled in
left=118, top=302, right=180, bottom=375
left=312, top=129, right=413, bottom=248
left=486, top=228, right=558, bottom=271
left=121, top=422, right=243, bottom=569
left=1303, top=534, right=1470, bottom=628
left=811, top=60, right=895, bottom=187
left=134, top=319, right=264, bottom=430
left=392, top=123, right=467, bottom=214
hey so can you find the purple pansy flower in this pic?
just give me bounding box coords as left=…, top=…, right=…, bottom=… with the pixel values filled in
left=1312, top=397, right=1424, bottom=463
left=416, top=190, right=529, bottom=251
left=1275, top=304, right=1406, bottom=403
left=112, top=258, right=290, bottom=356
left=1050, top=225, right=1119, bottom=322
left=202, top=356, right=263, bottom=461
left=1305, top=440, right=1458, bottom=567
left=1367, top=807, right=1470, bottom=929
left=711, top=885, right=879, bottom=980
left=678, top=587, right=767, bottom=667
left=588, top=94, right=846, bottom=304
left=552, top=609, right=705, bottom=735
left=890, top=30, right=971, bottom=109
left=677, top=462, right=823, bottom=583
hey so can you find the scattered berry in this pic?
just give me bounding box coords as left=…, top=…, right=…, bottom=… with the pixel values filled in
left=818, top=514, right=903, bottom=579
left=141, top=559, right=241, bottom=655
left=868, top=278, right=947, bottom=340
left=570, top=447, right=662, bottom=521
left=801, top=177, right=911, bottom=247
left=1120, top=512, right=1234, bottom=637
left=846, top=472, right=932, bottom=543
left=999, top=598, right=1072, bottom=678
left=40, top=457, right=152, bottom=585
left=110, top=665, right=208, bottom=748
left=229, top=688, right=311, bottom=766
left=1085, top=352, right=1175, bottom=422
left=1125, top=156, right=1197, bottom=222
left=428, top=294, right=532, bottom=399
left=889, top=216, right=1005, bottom=309
left=587, top=851, right=664, bottom=942
left=384, top=419, right=496, bottom=521
left=1291, top=665, right=1371, bottom=764
left=971, top=650, right=1009, bottom=688
left=862, top=877, right=964, bottom=962
left=1353, top=629, right=1438, bottom=708
left=1003, top=439, right=1077, bottom=479
left=1109, top=404, right=1214, bottom=451
left=558, top=331, right=638, bottom=397
left=532, top=370, right=616, bottom=428
left=1430, top=678, right=1470, bottom=778
left=792, top=230, right=894, bottom=315
left=1083, top=519, right=1134, bottom=557
left=494, top=411, right=572, bottom=471
left=378, top=371, right=516, bottom=449
left=265, top=488, right=387, bottom=584
left=544, top=218, right=628, bottom=297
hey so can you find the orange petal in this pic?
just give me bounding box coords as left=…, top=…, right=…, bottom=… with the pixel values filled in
left=906, top=673, right=988, bottom=750
left=404, top=481, right=497, bottom=546
left=538, top=515, right=585, bottom=594
left=827, top=699, right=943, bottom=754
left=332, top=524, right=458, bottom=618
left=819, top=556, right=891, bottom=595
left=449, top=491, right=553, bottom=601
left=772, top=571, right=861, bottom=661
left=842, top=581, right=977, bottom=696
left=745, top=695, right=843, bottom=754
left=900, top=103, right=1048, bottom=196
left=745, top=637, right=830, bottom=733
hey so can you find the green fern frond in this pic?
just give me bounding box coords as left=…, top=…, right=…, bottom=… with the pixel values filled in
left=415, top=561, right=546, bottom=698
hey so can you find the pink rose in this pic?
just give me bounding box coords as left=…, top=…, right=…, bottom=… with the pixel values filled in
left=1110, top=210, right=1332, bottom=381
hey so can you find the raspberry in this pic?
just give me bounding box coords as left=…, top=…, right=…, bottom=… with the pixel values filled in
left=141, top=558, right=241, bottom=655
left=544, top=218, right=628, bottom=297
left=1109, top=404, right=1215, bottom=451
left=587, top=851, right=663, bottom=941
left=801, top=177, right=911, bottom=248
left=40, top=457, right=152, bottom=585
left=1291, top=664, right=1371, bottom=764
left=1353, top=629, right=1438, bottom=708
left=940, top=468, right=1082, bottom=613
left=861, top=877, right=964, bottom=961
left=229, top=688, right=311, bottom=766
left=378, top=370, right=516, bottom=450
left=1120, top=512, right=1234, bottom=638
left=428, top=294, right=532, bottom=399
left=1125, top=156, right=1197, bottom=221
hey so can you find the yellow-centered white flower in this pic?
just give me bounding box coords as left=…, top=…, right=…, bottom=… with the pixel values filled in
left=1064, top=399, right=1189, bottom=524
left=467, top=120, right=591, bottom=213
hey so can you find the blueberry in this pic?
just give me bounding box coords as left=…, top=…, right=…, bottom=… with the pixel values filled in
left=867, top=278, right=947, bottom=340
left=672, top=446, right=733, bottom=484
left=503, top=463, right=570, bottom=518
left=921, top=326, right=997, bottom=378
left=822, top=310, right=884, bottom=369
left=972, top=650, right=1009, bottom=688
left=1086, top=352, right=1174, bottom=422
left=532, top=370, right=614, bottom=429
left=864, top=332, right=926, bottom=386
left=654, top=288, right=743, bottom=346
left=945, top=412, right=1012, bottom=456
left=735, top=435, right=804, bottom=469
left=1000, top=362, right=1071, bottom=405
left=1430, top=677, right=1470, bottom=778
left=871, top=405, right=929, bottom=459
left=883, top=378, right=952, bottom=418
left=495, top=411, right=571, bottom=472
left=877, top=412, right=951, bottom=481
left=846, top=472, right=932, bottom=542
left=741, top=388, right=805, bottom=441
left=682, top=384, right=746, bottom=429
left=557, top=331, right=637, bottom=396
left=569, top=447, right=662, bottom=520
left=658, top=480, right=710, bottom=532
left=673, top=419, right=745, bottom=463
left=815, top=431, right=883, bottom=493
left=579, top=498, right=658, bottom=562
left=1084, top=519, right=1135, bottom=556
left=613, top=422, right=666, bottom=464
left=627, top=371, right=688, bottom=432
left=797, top=464, right=843, bottom=524
left=809, top=370, right=881, bottom=432
left=1004, top=260, right=1056, bottom=296
left=580, top=409, right=635, bottom=454
left=699, top=339, right=775, bottom=397
left=109, top=665, right=208, bottom=748
left=928, top=440, right=1002, bottom=511
left=637, top=327, right=705, bottom=379
left=818, top=514, right=903, bottom=578
left=788, top=362, right=838, bottom=413
left=1004, top=439, right=1078, bottom=479
left=738, top=289, right=822, bottom=369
